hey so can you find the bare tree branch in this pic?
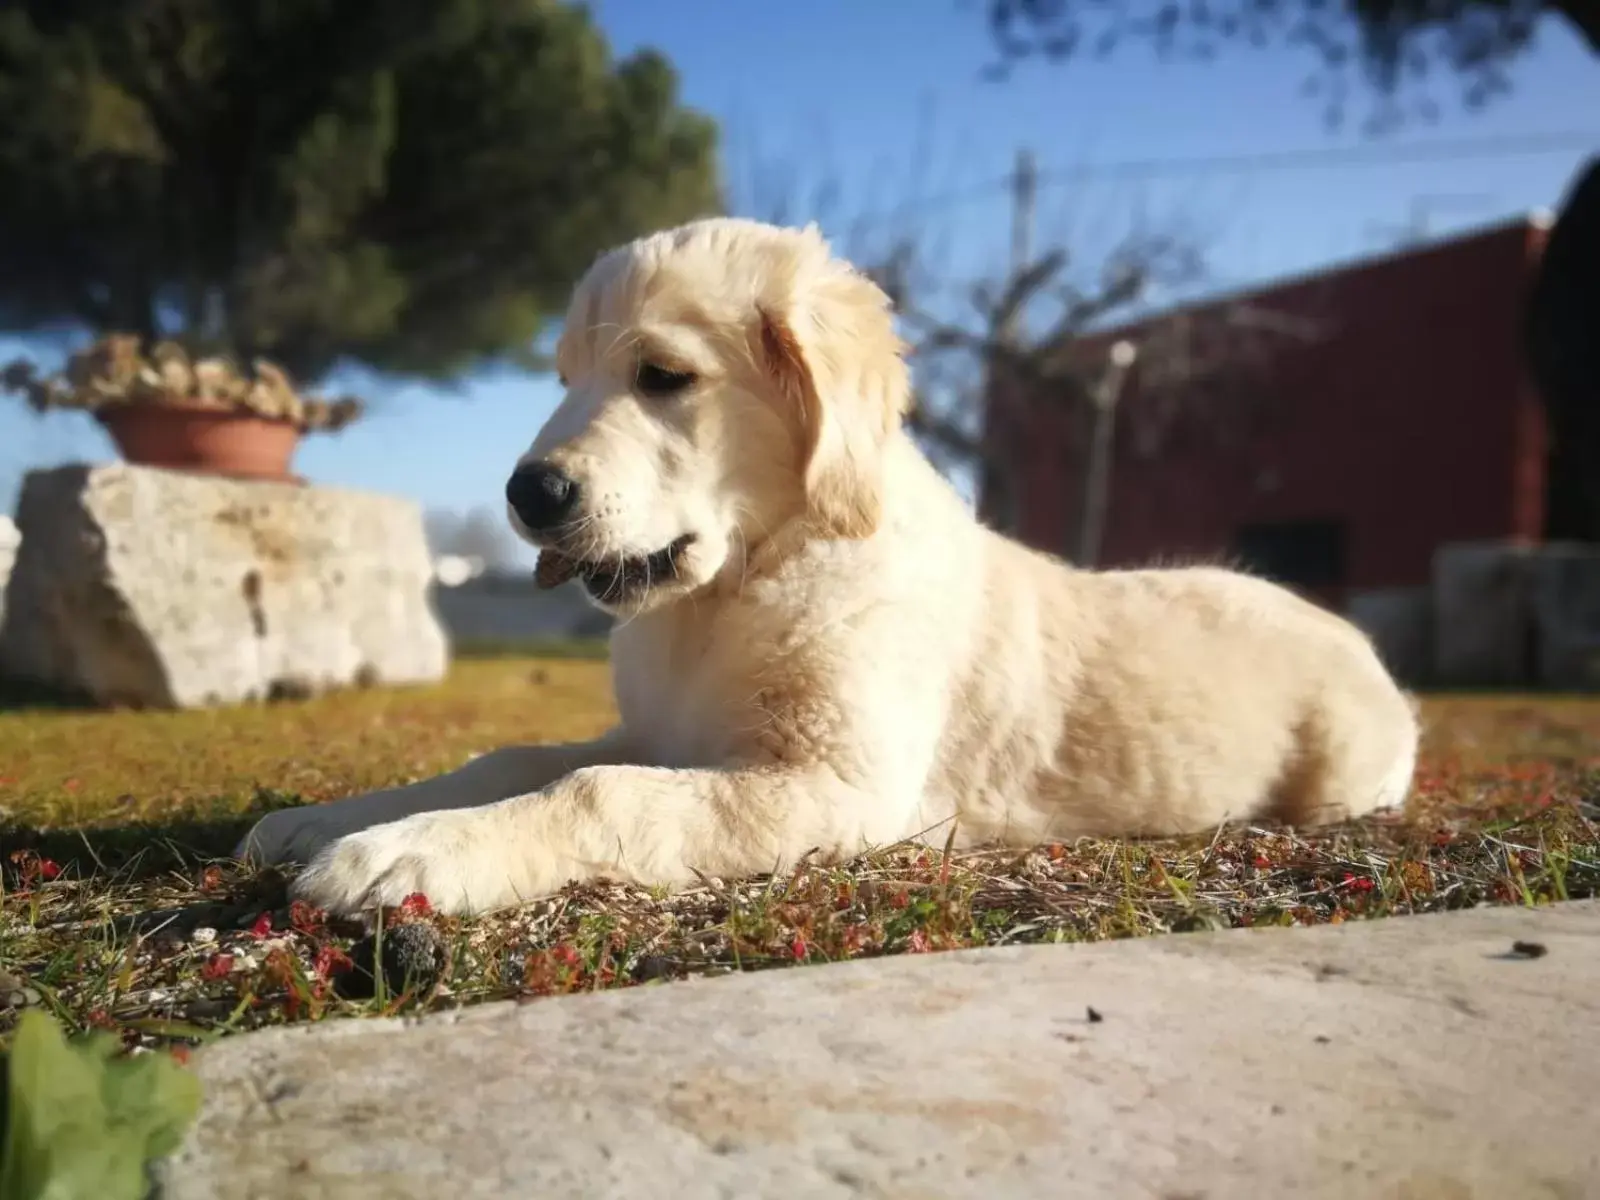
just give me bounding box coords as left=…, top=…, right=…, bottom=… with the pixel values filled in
left=975, top=0, right=1585, bottom=132
left=871, top=220, right=1328, bottom=553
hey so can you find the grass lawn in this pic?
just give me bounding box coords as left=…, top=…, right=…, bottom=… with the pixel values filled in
left=1, top=656, right=1596, bottom=1056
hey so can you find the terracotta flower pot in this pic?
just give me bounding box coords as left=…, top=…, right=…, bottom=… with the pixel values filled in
left=98, top=404, right=304, bottom=483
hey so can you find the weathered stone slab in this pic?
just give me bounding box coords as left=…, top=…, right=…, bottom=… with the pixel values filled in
left=0, top=464, right=448, bottom=708
left=1530, top=542, right=1600, bottom=691
left=1433, top=540, right=1600, bottom=690
left=1433, top=540, right=1538, bottom=687
left=160, top=901, right=1600, bottom=1200
left=1346, top=586, right=1433, bottom=684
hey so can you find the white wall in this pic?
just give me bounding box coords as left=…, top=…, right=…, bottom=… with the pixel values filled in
left=430, top=570, right=612, bottom=646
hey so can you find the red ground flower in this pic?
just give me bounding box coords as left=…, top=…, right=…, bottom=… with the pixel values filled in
left=312, top=945, right=353, bottom=980
left=289, top=900, right=326, bottom=934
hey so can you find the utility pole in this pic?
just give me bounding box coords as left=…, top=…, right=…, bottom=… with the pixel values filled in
left=1007, top=148, right=1037, bottom=326
left=1075, top=339, right=1138, bottom=568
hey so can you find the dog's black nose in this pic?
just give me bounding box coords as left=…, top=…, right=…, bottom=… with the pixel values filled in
left=506, top=461, right=579, bottom=532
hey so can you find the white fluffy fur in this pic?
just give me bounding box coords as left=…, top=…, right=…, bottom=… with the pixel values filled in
left=239, top=218, right=1419, bottom=917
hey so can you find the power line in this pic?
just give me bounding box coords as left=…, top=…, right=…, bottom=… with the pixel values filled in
left=850, top=129, right=1598, bottom=226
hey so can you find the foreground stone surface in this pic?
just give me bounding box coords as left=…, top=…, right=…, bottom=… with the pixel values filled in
left=0, top=464, right=447, bottom=707
left=161, top=901, right=1600, bottom=1200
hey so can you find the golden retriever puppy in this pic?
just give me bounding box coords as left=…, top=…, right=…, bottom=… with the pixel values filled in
left=240, top=218, right=1418, bottom=916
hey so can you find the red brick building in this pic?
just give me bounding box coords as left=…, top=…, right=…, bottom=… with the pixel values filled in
left=981, top=216, right=1552, bottom=609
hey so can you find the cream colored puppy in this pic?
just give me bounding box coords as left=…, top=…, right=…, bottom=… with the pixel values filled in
left=241, top=217, right=1418, bottom=916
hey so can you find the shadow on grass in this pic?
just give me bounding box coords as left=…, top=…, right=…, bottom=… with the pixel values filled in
left=3, top=795, right=308, bottom=939
left=1, top=791, right=303, bottom=882
left=0, top=676, right=103, bottom=713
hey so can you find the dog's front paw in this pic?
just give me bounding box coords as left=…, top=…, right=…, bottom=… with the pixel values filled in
left=290, top=812, right=527, bottom=917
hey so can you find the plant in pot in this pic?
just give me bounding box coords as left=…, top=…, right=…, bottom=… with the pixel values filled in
left=1, top=335, right=364, bottom=484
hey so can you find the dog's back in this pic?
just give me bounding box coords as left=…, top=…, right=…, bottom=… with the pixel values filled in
left=918, top=496, right=1418, bottom=844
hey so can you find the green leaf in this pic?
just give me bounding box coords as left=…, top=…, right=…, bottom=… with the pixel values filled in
left=0, top=1010, right=202, bottom=1200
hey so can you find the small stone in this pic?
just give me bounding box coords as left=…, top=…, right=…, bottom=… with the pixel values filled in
left=1171, top=909, right=1229, bottom=933
left=184, top=998, right=235, bottom=1020
left=336, top=923, right=447, bottom=1001
left=192, top=927, right=218, bottom=945
left=631, top=955, right=677, bottom=982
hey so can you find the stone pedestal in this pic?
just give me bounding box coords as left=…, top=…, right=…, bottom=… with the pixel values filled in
left=1346, top=587, right=1433, bottom=685
left=0, top=464, right=449, bottom=708
left=1530, top=542, right=1600, bottom=691
left=1433, top=540, right=1600, bottom=690
left=1433, top=541, right=1538, bottom=687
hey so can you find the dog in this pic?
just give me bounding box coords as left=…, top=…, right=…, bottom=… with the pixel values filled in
left=240, top=217, right=1419, bottom=917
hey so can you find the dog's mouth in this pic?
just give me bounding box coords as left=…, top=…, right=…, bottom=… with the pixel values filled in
left=534, top=534, right=697, bottom=602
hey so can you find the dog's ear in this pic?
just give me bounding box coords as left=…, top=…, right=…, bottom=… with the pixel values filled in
left=758, top=271, right=908, bottom=540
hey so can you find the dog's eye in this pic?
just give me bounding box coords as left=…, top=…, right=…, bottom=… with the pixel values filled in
left=635, top=362, right=697, bottom=398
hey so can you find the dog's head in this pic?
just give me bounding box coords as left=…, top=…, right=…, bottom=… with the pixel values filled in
left=507, top=218, right=909, bottom=614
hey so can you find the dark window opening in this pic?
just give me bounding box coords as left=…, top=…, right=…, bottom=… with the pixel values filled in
left=979, top=456, right=1018, bottom=535
left=1233, top=520, right=1348, bottom=589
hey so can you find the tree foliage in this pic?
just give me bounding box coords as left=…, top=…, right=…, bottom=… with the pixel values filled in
left=0, top=1, right=720, bottom=384
left=980, top=0, right=1600, bottom=129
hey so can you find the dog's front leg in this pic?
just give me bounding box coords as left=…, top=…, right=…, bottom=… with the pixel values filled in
left=292, top=762, right=911, bottom=916
left=236, top=729, right=639, bottom=868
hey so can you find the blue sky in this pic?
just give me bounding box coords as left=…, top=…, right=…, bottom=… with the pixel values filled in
left=3, top=1, right=1596, bottom=548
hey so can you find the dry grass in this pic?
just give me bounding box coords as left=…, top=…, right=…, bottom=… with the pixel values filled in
left=1, top=657, right=1596, bottom=1057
